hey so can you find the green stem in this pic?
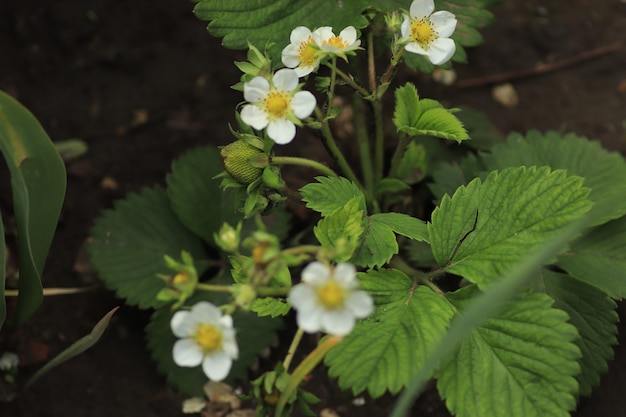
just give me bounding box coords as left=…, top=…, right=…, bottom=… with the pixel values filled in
left=196, top=283, right=232, bottom=293
left=352, top=94, right=375, bottom=205
left=282, top=245, right=321, bottom=257
left=282, top=328, right=304, bottom=371
left=270, top=156, right=337, bottom=177
left=380, top=48, right=405, bottom=87
left=256, top=287, right=291, bottom=297
left=387, top=133, right=412, bottom=180
left=367, top=30, right=376, bottom=92
left=315, top=107, right=362, bottom=188
left=373, top=98, right=385, bottom=183
left=333, top=66, right=370, bottom=98
left=389, top=256, right=445, bottom=296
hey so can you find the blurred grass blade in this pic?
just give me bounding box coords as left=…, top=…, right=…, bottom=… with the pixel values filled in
left=0, top=220, right=5, bottom=328
left=390, top=217, right=589, bottom=417
left=25, top=307, right=119, bottom=388
left=0, top=90, right=67, bottom=326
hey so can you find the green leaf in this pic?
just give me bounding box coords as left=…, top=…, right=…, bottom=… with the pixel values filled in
left=429, top=166, right=592, bottom=288
left=167, top=145, right=240, bottom=245
left=26, top=307, right=118, bottom=388
left=370, top=212, right=429, bottom=242
left=556, top=215, right=626, bottom=299
left=301, top=176, right=365, bottom=217
left=538, top=269, right=618, bottom=396
left=428, top=154, right=485, bottom=202
left=483, top=130, right=626, bottom=226
left=89, top=187, right=207, bottom=308
left=393, top=83, right=469, bottom=142
left=325, top=269, right=455, bottom=397
left=251, top=297, right=291, bottom=317
left=193, top=0, right=496, bottom=64
left=0, top=90, right=67, bottom=325
left=437, top=288, right=581, bottom=417
left=146, top=292, right=281, bottom=396
left=314, top=197, right=364, bottom=262
left=374, top=178, right=410, bottom=198
left=395, top=141, right=428, bottom=185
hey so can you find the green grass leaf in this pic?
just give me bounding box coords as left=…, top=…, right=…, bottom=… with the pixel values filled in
left=147, top=292, right=281, bottom=396
left=89, top=187, right=207, bottom=308
left=429, top=166, right=592, bottom=288
left=538, top=269, right=618, bottom=396
left=556, top=215, right=626, bottom=299
left=325, top=269, right=455, bottom=397
left=0, top=90, right=67, bottom=325
left=301, top=176, right=365, bottom=217
left=483, top=130, right=626, bottom=226
left=167, top=145, right=240, bottom=245
left=393, top=84, right=469, bottom=142
left=437, top=288, right=581, bottom=417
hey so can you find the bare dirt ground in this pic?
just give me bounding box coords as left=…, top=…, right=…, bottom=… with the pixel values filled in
left=0, top=0, right=625, bottom=416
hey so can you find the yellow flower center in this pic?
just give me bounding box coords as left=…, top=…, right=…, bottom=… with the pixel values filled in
left=172, top=271, right=189, bottom=284
left=323, top=35, right=348, bottom=49
left=317, top=280, right=346, bottom=309
left=263, top=91, right=291, bottom=119
left=410, top=19, right=436, bottom=48
left=194, top=324, right=223, bottom=353
left=298, top=37, right=318, bottom=66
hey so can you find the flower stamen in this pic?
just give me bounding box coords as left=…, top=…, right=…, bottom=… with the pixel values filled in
left=317, top=280, right=346, bottom=309
left=194, top=324, right=223, bottom=353
left=263, top=91, right=291, bottom=119
left=410, top=19, right=436, bottom=48
left=297, top=37, right=318, bottom=67
left=323, top=35, right=349, bottom=49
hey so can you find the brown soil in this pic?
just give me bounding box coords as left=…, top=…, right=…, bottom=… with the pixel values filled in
left=0, top=0, right=625, bottom=416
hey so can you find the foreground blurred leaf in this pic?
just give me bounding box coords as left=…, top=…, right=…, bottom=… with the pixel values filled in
left=0, top=91, right=67, bottom=326
left=89, top=187, right=207, bottom=308
left=25, top=307, right=118, bottom=388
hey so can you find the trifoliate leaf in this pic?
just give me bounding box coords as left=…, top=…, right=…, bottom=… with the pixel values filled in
left=538, top=269, right=618, bottom=396
left=301, top=176, right=366, bottom=217
left=437, top=288, right=581, bottom=417
left=89, top=187, right=207, bottom=308
left=429, top=166, right=592, bottom=289
left=556, top=215, right=626, bottom=299
left=314, top=197, right=364, bottom=262
left=167, top=145, right=241, bottom=245
left=483, top=130, right=626, bottom=226
left=192, top=1, right=497, bottom=64
left=325, top=269, right=455, bottom=397
left=146, top=292, right=281, bottom=396
left=393, top=83, right=469, bottom=142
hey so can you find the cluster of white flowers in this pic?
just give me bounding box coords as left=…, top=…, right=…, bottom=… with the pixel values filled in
left=288, top=262, right=373, bottom=336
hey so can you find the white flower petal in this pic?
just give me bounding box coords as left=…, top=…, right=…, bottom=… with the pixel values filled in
left=173, top=338, right=204, bottom=367
left=222, top=336, right=239, bottom=359
left=294, top=65, right=316, bottom=77
left=301, top=261, right=331, bottom=285
left=338, top=26, right=357, bottom=45
left=428, top=37, right=456, bottom=65
left=410, top=0, right=435, bottom=20
left=288, top=284, right=318, bottom=313
left=401, top=15, right=411, bottom=39
left=191, top=301, right=222, bottom=322
left=272, top=68, right=299, bottom=92
left=430, top=11, right=457, bottom=38
left=346, top=291, right=374, bottom=318
left=240, top=105, right=269, bottom=130
left=405, top=41, right=429, bottom=56
left=312, top=26, right=333, bottom=45
left=202, top=352, right=232, bottom=381
left=282, top=44, right=302, bottom=68
left=296, top=306, right=324, bottom=333
left=243, top=76, right=270, bottom=102
left=321, top=308, right=355, bottom=335
left=333, top=263, right=357, bottom=288
left=290, top=26, right=312, bottom=44
left=267, top=118, right=296, bottom=144
left=291, top=91, right=316, bottom=118
left=170, top=310, right=194, bottom=337
left=218, top=315, right=233, bottom=329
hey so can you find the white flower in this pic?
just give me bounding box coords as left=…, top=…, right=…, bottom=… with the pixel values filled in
left=170, top=301, right=238, bottom=381
left=288, top=262, right=374, bottom=336
left=401, top=0, right=457, bottom=65
left=313, top=26, right=361, bottom=54
left=282, top=26, right=323, bottom=77
left=240, top=69, right=316, bottom=144
left=0, top=352, right=18, bottom=371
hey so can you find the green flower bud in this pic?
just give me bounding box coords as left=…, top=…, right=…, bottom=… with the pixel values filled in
left=220, top=140, right=264, bottom=185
